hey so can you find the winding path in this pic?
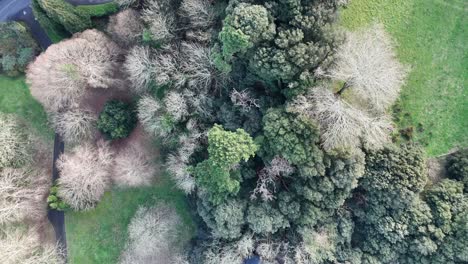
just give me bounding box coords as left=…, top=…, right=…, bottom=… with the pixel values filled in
left=1, top=0, right=113, bottom=261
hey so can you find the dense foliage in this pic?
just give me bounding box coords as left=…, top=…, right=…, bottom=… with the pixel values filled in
left=36, top=0, right=92, bottom=34
left=0, top=22, right=39, bottom=76
left=8, top=0, right=465, bottom=262
left=97, top=100, right=137, bottom=140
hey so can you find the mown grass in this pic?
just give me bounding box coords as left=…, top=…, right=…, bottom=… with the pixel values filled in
left=0, top=75, right=53, bottom=139
left=340, top=0, right=467, bottom=156
left=77, top=2, right=119, bottom=17
left=66, top=174, right=196, bottom=264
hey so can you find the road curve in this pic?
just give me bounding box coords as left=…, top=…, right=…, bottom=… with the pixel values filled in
left=0, top=0, right=114, bottom=22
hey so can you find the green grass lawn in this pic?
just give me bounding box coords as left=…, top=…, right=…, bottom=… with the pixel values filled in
left=340, top=0, right=467, bottom=156
left=0, top=75, right=53, bottom=139
left=77, top=2, right=119, bottom=17
left=66, top=174, right=196, bottom=264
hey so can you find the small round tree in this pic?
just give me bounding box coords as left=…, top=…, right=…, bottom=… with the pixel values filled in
left=57, top=141, right=113, bottom=211
left=97, top=100, right=137, bottom=139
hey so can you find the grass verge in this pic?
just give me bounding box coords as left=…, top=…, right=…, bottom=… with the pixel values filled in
left=66, top=174, right=196, bottom=264
left=0, top=75, right=53, bottom=139
left=76, top=2, right=119, bottom=17
left=340, top=0, right=467, bottom=156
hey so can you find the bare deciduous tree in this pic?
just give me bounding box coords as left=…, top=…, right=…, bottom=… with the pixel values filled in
left=288, top=86, right=392, bottom=151
left=230, top=89, right=259, bottom=112
left=119, top=204, right=183, bottom=264
left=137, top=95, right=160, bottom=130
left=107, top=9, right=144, bottom=47
left=27, top=29, right=121, bottom=112
left=0, top=113, right=31, bottom=168
left=112, top=142, right=156, bottom=187
left=165, top=131, right=203, bottom=194
left=0, top=168, right=49, bottom=224
left=116, top=0, right=138, bottom=8
left=179, top=42, right=228, bottom=91
left=124, top=46, right=154, bottom=93
left=0, top=227, right=63, bottom=264
left=203, top=235, right=254, bottom=264
left=153, top=50, right=180, bottom=87
left=324, top=24, right=407, bottom=113
left=179, top=0, right=215, bottom=29
left=164, top=91, right=189, bottom=121
left=142, top=0, right=176, bottom=43
left=57, top=141, right=113, bottom=211
left=51, top=108, right=97, bottom=144
left=251, top=156, right=294, bottom=201
left=137, top=95, right=174, bottom=138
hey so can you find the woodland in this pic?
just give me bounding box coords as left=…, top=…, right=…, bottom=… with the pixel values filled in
left=0, top=0, right=466, bottom=263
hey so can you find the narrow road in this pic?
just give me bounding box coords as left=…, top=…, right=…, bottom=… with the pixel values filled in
left=0, top=0, right=114, bottom=22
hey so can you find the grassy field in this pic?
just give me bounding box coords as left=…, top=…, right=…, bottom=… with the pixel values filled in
left=66, top=174, right=196, bottom=264
left=0, top=75, right=53, bottom=139
left=340, top=0, right=467, bottom=156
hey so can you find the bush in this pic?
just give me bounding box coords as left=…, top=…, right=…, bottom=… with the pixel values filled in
left=0, top=22, right=39, bottom=76
left=47, top=185, right=69, bottom=211
left=57, top=141, right=113, bottom=211
left=97, top=100, right=137, bottom=140
left=0, top=113, right=31, bottom=168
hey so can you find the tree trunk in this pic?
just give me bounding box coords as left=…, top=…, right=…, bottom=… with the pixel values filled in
left=336, top=81, right=350, bottom=96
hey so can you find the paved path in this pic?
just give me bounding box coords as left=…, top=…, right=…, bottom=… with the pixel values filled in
left=47, top=134, right=66, bottom=257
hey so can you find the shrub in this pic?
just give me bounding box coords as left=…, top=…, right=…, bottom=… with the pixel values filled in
left=47, top=185, right=69, bottom=211
left=0, top=227, right=63, bottom=264
left=0, top=22, right=39, bottom=76
left=119, top=204, right=184, bottom=264
left=57, top=141, right=113, bottom=211
left=27, top=29, right=121, bottom=112
left=97, top=100, right=137, bottom=140
left=0, top=168, right=49, bottom=224
left=0, top=113, right=31, bottom=168
left=107, top=9, right=144, bottom=47
left=112, top=142, right=156, bottom=187
left=51, top=108, right=97, bottom=143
